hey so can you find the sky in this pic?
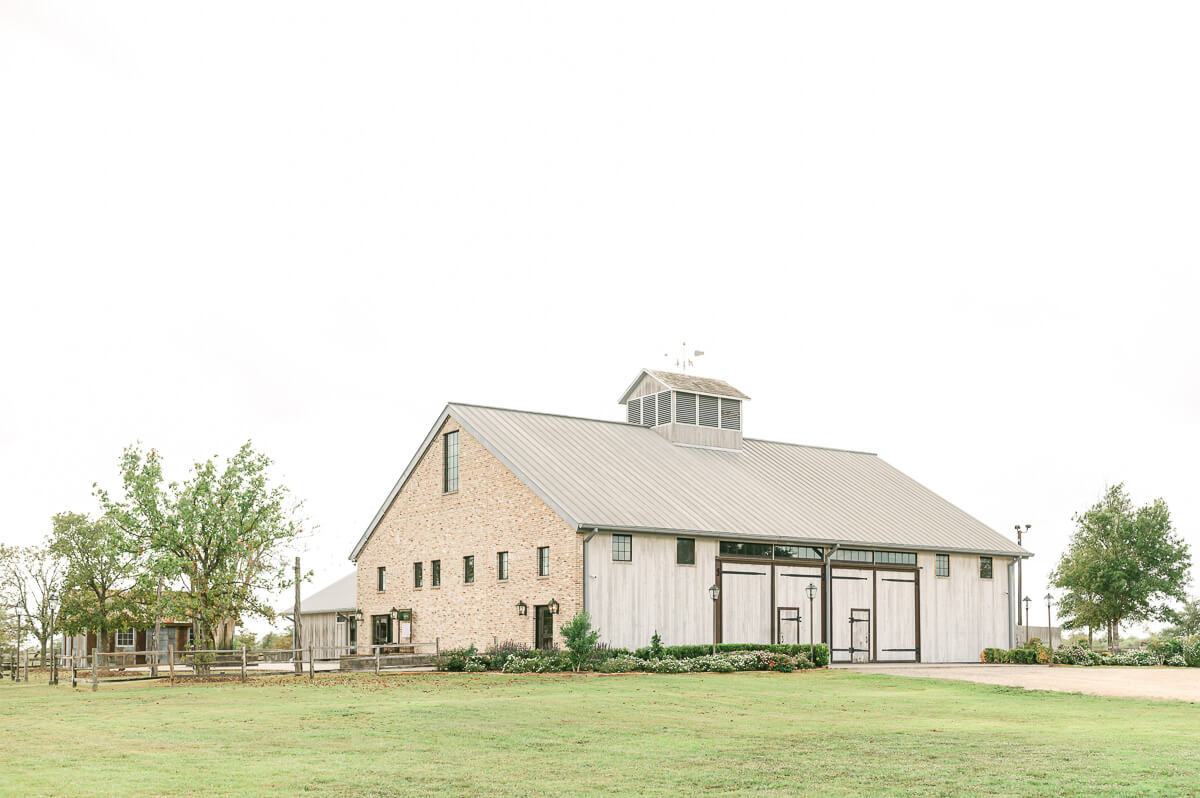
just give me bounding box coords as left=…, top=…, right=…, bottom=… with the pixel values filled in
left=2, top=2, right=1198, bottom=636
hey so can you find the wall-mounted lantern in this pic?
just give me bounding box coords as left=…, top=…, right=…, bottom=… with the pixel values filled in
left=548, top=598, right=560, bottom=615
left=516, top=600, right=528, bottom=616
left=708, top=584, right=721, bottom=602
left=354, top=609, right=364, bottom=625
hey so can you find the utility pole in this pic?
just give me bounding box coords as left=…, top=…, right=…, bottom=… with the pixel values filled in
left=1014, top=525, right=1030, bottom=625
left=293, top=557, right=302, bottom=676
left=151, top=577, right=163, bottom=678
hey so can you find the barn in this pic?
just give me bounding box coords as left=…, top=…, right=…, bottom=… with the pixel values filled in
left=350, top=369, right=1028, bottom=663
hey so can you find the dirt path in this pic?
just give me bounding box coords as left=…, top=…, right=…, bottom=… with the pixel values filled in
left=836, top=663, right=1200, bottom=702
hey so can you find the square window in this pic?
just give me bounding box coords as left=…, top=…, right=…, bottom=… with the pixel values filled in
left=676, top=537, right=695, bottom=565
left=116, top=629, right=134, bottom=647
left=537, top=546, right=549, bottom=577
left=612, top=534, right=632, bottom=562
left=497, top=551, right=509, bottom=581
left=413, top=562, right=423, bottom=588
left=432, top=559, right=441, bottom=587
left=936, top=554, right=950, bottom=578
left=443, top=431, right=459, bottom=492
left=463, top=555, right=474, bottom=583
left=979, top=556, right=993, bottom=579
left=377, top=566, right=386, bottom=591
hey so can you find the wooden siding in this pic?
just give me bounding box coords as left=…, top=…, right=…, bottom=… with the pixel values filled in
left=659, top=422, right=742, bottom=450
left=874, top=570, right=917, bottom=662
left=774, top=563, right=823, bottom=645
left=628, top=373, right=667, bottom=400
left=720, top=561, right=771, bottom=644
left=300, top=612, right=349, bottom=657
left=829, top=567, right=874, bottom=662
left=918, top=552, right=1012, bottom=662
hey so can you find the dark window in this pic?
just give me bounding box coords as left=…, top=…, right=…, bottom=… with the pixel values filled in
left=979, top=556, right=993, bottom=579
left=372, top=614, right=392, bottom=645
left=348, top=618, right=357, bottom=646
left=831, top=549, right=873, bottom=563
left=497, top=551, right=509, bottom=581
left=936, top=554, right=950, bottom=577
left=377, top=566, right=386, bottom=591
left=443, top=431, right=459, bottom=492
left=774, top=545, right=823, bottom=560
left=676, top=537, right=696, bottom=565
left=432, top=559, right=441, bottom=587
left=875, top=551, right=917, bottom=566
left=612, top=534, right=632, bottom=562
left=413, top=561, right=423, bottom=588
left=537, top=546, right=549, bottom=577
left=719, top=541, right=773, bottom=558
left=463, top=555, right=474, bottom=583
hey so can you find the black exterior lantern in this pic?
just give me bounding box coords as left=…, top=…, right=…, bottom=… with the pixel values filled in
left=708, top=584, right=720, bottom=602
left=548, top=598, right=560, bottom=615
left=354, top=609, right=364, bottom=625
left=516, top=600, right=528, bottom=616
left=805, top=583, right=817, bottom=601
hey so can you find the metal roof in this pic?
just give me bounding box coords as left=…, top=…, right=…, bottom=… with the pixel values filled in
left=350, top=402, right=1027, bottom=560
left=618, top=369, right=751, bottom=403
left=295, top=571, right=356, bottom=614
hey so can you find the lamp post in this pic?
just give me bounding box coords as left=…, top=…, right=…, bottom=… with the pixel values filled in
left=48, top=593, right=60, bottom=686
left=708, top=584, right=721, bottom=655
left=1022, top=596, right=1031, bottom=640
left=1014, top=525, right=1030, bottom=625
left=805, top=583, right=817, bottom=659
left=14, top=611, right=22, bottom=682
left=1044, top=593, right=1054, bottom=666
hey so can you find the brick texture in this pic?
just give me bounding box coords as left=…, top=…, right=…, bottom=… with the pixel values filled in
left=355, top=416, right=582, bottom=651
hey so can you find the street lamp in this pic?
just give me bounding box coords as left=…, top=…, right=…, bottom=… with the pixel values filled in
left=1044, top=593, right=1054, bottom=666
left=1014, top=525, right=1030, bottom=625
left=48, top=593, right=60, bottom=686
left=708, top=584, right=720, bottom=655
left=805, top=583, right=817, bottom=660
left=14, top=611, right=22, bottom=683
left=1022, top=596, right=1032, bottom=638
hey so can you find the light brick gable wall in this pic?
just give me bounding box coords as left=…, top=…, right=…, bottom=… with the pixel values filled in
left=354, top=416, right=582, bottom=650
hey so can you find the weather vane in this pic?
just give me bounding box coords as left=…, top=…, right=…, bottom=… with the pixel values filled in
left=663, top=341, right=704, bottom=373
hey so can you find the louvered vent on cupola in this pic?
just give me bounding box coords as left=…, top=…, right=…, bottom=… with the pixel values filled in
left=618, top=369, right=750, bottom=451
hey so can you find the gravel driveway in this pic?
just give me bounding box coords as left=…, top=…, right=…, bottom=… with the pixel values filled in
left=836, top=663, right=1200, bottom=702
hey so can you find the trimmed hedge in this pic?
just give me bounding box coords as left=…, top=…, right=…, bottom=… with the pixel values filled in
left=633, top=643, right=830, bottom=668
left=435, top=642, right=829, bottom=673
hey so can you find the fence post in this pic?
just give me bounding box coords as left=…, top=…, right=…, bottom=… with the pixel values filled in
left=241, top=645, right=247, bottom=683
left=168, top=645, right=175, bottom=685
left=71, top=655, right=77, bottom=689
left=308, top=645, right=314, bottom=680
left=375, top=646, right=381, bottom=676
left=91, top=648, right=98, bottom=693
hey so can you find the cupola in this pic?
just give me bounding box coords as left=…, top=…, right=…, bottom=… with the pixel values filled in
left=617, top=369, right=750, bottom=450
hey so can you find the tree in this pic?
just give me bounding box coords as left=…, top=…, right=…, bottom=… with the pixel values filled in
left=233, top=629, right=258, bottom=650
left=98, top=442, right=306, bottom=653
left=50, top=512, right=146, bottom=654
left=7, top=543, right=63, bottom=661
left=0, top=543, right=18, bottom=650
left=1051, top=484, right=1191, bottom=648
left=1164, top=596, right=1200, bottom=638
left=560, top=612, right=601, bottom=672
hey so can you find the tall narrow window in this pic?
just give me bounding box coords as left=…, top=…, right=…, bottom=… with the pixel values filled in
left=463, top=555, right=475, bottom=583
left=720, top=398, right=741, bottom=430
left=676, top=537, right=695, bottom=565
left=626, top=398, right=641, bottom=425
left=537, top=546, right=549, bottom=577
left=432, top=559, right=441, bottom=587
left=698, top=395, right=719, bottom=427
left=936, top=554, right=950, bottom=578
left=443, top=430, right=459, bottom=492
left=377, top=566, right=386, bottom=591
left=675, top=392, right=698, bottom=425
left=979, top=556, right=993, bottom=579
left=612, top=534, right=632, bottom=562
left=497, top=551, right=509, bottom=581
left=413, top=562, right=423, bottom=588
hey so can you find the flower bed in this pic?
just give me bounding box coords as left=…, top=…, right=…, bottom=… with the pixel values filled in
left=981, top=635, right=1200, bottom=667
left=435, top=643, right=820, bottom=674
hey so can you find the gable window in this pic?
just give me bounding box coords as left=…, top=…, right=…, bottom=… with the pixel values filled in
left=612, top=534, right=632, bottom=562
left=413, top=562, right=423, bottom=588
left=936, top=554, right=950, bottom=578
left=537, top=546, right=549, bottom=577
left=117, top=629, right=134, bottom=647
left=377, top=566, right=386, bottom=591
left=979, top=556, right=993, bottom=579
left=497, top=551, right=509, bottom=581
left=463, top=555, right=475, bottom=583
left=432, top=559, right=441, bottom=587
left=676, top=537, right=695, bottom=565
left=443, top=431, right=459, bottom=492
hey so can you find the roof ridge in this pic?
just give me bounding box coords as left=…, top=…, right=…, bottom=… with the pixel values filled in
left=743, top=437, right=877, bottom=457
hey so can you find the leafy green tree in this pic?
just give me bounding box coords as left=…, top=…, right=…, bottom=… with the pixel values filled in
left=560, top=612, right=601, bottom=672
left=1164, top=596, right=1200, bottom=637
left=98, top=442, right=306, bottom=652
left=7, top=543, right=63, bottom=661
left=0, top=543, right=17, bottom=650
left=50, top=512, right=147, bottom=654
left=233, top=629, right=258, bottom=650
left=1051, top=484, right=1191, bottom=648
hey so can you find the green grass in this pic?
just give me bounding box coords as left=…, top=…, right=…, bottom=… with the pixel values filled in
left=2, top=670, right=1198, bottom=797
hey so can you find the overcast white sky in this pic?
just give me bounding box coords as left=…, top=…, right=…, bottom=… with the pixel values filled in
left=2, top=2, right=1197, bottom=635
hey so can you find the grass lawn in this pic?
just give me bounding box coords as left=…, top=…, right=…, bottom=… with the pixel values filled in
left=2, top=669, right=1198, bottom=797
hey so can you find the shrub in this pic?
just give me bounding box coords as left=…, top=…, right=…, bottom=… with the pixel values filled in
left=481, top=641, right=532, bottom=671
left=597, top=656, right=643, bottom=673
left=1167, top=654, right=1187, bottom=667
left=631, top=642, right=829, bottom=666
left=435, top=646, right=482, bottom=672
left=560, top=612, right=601, bottom=672
left=648, top=632, right=665, bottom=660
left=1181, top=636, right=1200, bottom=668
left=500, top=653, right=569, bottom=673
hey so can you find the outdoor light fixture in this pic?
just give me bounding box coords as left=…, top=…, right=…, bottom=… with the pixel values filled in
left=1022, top=596, right=1032, bottom=632
left=708, top=584, right=720, bottom=654
left=48, top=593, right=61, bottom=686
left=354, top=609, right=364, bottom=625
left=516, top=600, right=528, bottom=616
left=548, top=598, right=560, bottom=615
left=1044, top=593, right=1054, bottom=665
left=805, top=583, right=817, bottom=657
left=708, top=584, right=720, bottom=602
left=805, top=583, right=817, bottom=602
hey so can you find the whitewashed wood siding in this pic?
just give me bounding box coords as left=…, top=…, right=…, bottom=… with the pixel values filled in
left=774, top=563, right=824, bottom=645
left=918, top=553, right=1012, bottom=662
left=874, top=570, right=917, bottom=662
left=829, top=568, right=873, bottom=662
left=720, top=562, right=772, bottom=644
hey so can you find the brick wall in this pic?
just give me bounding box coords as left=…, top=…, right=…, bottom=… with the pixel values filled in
left=355, top=416, right=582, bottom=650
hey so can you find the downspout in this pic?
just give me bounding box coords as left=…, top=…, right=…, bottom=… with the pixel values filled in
left=1007, top=559, right=1016, bottom=649
left=824, top=543, right=841, bottom=654
left=582, top=528, right=599, bottom=615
